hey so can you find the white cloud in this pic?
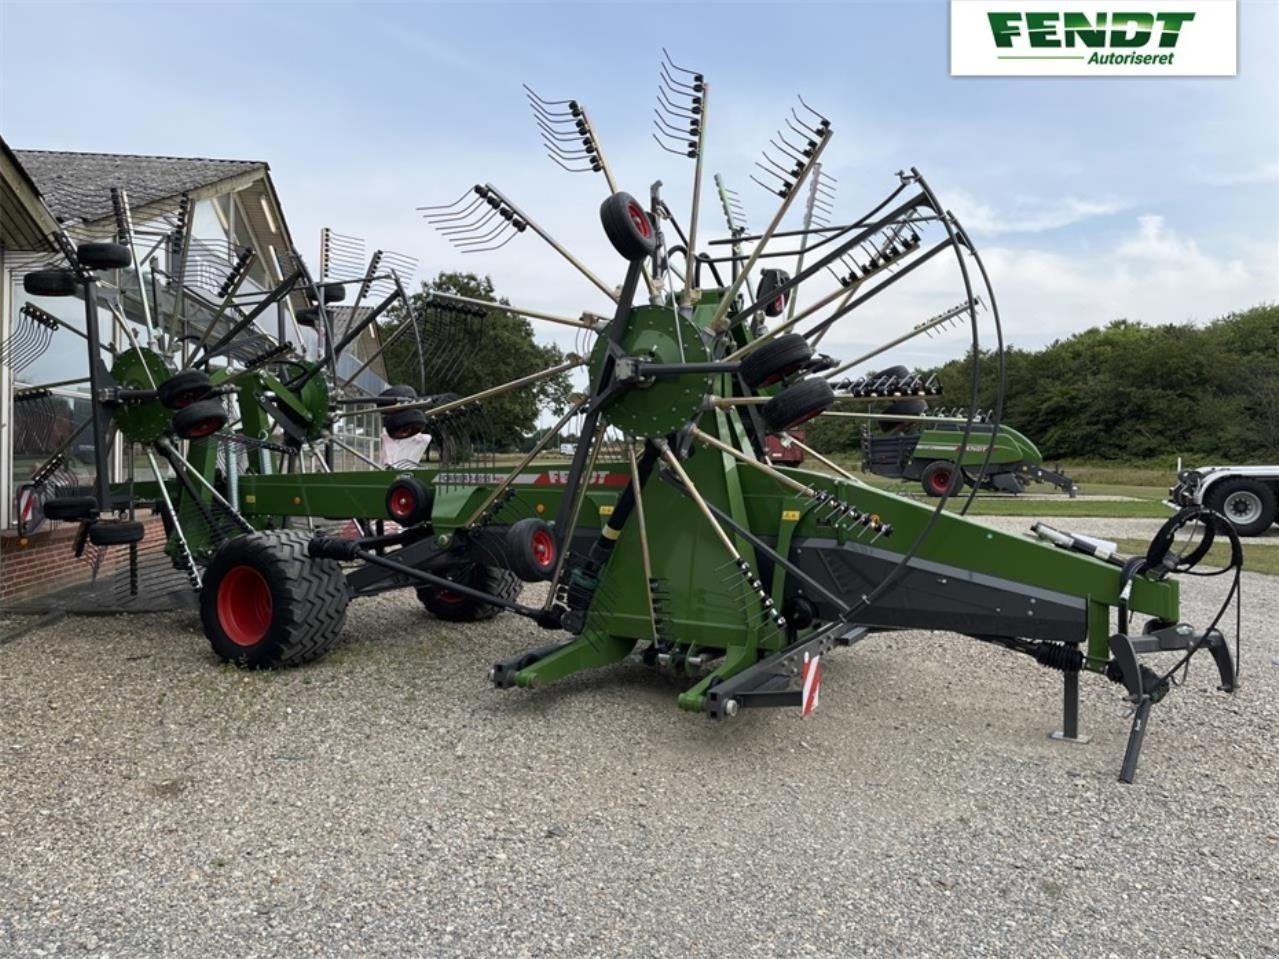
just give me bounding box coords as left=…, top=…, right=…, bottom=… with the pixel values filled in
left=1195, top=162, right=1279, bottom=187
left=943, top=188, right=1128, bottom=235
left=796, top=214, right=1278, bottom=368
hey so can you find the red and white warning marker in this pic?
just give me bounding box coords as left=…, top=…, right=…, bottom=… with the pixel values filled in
left=800, top=651, right=822, bottom=717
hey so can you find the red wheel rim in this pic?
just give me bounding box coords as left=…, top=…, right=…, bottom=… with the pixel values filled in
left=217, top=565, right=272, bottom=647
left=173, top=390, right=201, bottom=409
left=626, top=201, right=652, bottom=239
left=389, top=487, right=416, bottom=520
left=929, top=469, right=953, bottom=495
left=186, top=418, right=220, bottom=438
left=531, top=528, right=555, bottom=570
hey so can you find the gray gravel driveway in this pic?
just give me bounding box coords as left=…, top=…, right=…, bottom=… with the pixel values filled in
left=1, top=572, right=1276, bottom=956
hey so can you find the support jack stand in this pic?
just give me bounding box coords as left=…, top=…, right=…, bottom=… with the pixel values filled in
left=1048, top=670, right=1091, bottom=744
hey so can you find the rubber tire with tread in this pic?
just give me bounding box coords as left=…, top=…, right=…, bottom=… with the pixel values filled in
left=1208, top=478, right=1277, bottom=537
left=200, top=530, right=350, bottom=668
left=417, top=564, right=523, bottom=622
left=87, top=520, right=145, bottom=546
left=42, top=495, right=98, bottom=521
left=878, top=396, right=928, bottom=433
left=375, top=384, right=417, bottom=408
left=23, top=269, right=78, bottom=297
left=77, top=242, right=132, bottom=271
left=762, top=378, right=835, bottom=432
left=739, top=334, right=813, bottom=389
left=383, top=407, right=427, bottom=440
left=920, top=460, right=962, bottom=498
left=600, top=192, right=657, bottom=261
left=504, top=517, right=558, bottom=582
left=309, top=282, right=346, bottom=304
left=157, top=369, right=213, bottom=410
left=172, top=399, right=228, bottom=439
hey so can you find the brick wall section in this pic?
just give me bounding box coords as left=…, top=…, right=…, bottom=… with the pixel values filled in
left=0, top=516, right=167, bottom=601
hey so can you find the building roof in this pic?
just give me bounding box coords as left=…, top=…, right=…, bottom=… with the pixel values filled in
left=13, top=149, right=266, bottom=226
left=0, top=138, right=59, bottom=251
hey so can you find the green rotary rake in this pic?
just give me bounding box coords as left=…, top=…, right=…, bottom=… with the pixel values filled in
left=16, top=52, right=1244, bottom=784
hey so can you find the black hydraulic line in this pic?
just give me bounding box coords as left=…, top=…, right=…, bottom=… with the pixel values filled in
left=346, top=547, right=544, bottom=617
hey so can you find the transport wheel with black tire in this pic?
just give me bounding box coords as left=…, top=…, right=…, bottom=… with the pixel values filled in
left=157, top=369, right=213, bottom=410
left=1208, top=478, right=1276, bottom=537
left=172, top=399, right=228, bottom=439
left=200, top=530, right=350, bottom=668
left=383, top=407, right=428, bottom=440
left=76, top=241, right=132, bottom=271
left=878, top=396, right=928, bottom=433
left=309, top=282, right=346, bottom=304
left=87, top=520, right=145, bottom=546
left=385, top=476, right=432, bottom=526
left=417, top=564, right=523, bottom=622
left=504, top=517, right=558, bottom=581
left=762, top=378, right=835, bottom=432
left=23, top=269, right=78, bottom=297
left=739, top=333, right=813, bottom=389
left=600, top=191, right=657, bottom=261
left=920, top=460, right=962, bottom=498
left=42, top=495, right=98, bottom=521
left=375, top=384, right=417, bottom=408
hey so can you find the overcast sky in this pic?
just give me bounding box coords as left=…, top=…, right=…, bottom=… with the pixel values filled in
left=2, top=0, right=1276, bottom=371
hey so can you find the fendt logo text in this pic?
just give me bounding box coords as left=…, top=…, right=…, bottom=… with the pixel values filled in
left=950, top=1, right=1237, bottom=76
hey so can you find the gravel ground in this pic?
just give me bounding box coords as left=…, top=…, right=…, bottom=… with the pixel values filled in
left=1, top=569, right=1276, bottom=957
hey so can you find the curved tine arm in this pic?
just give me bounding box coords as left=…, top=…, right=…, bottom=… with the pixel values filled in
left=662, top=47, right=701, bottom=77
left=770, top=137, right=808, bottom=167
left=416, top=187, right=479, bottom=212
left=783, top=115, right=820, bottom=146
left=657, top=87, right=699, bottom=120
left=796, top=93, right=829, bottom=126
left=749, top=173, right=785, bottom=196
left=528, top=98, right=578, bottom=126
left=776, top=131, right=813, bottom=160
left=652, top=109, right=694, bottom=140
left=817, top=168, right=838, bottom=184
left=753, top=161, right=792, bottom=184
left=451, top=218, right=512, bottom=247
left=659, top=62, right=700, bottom=95
left=537, top=117, right=588, bottom=142
left=522, top=84, right=576, bottom=107
left=460, top=230, right=521, bottom=254
left=789, top=107, right=823, bottom=139
left=547, top=153, right=599, bottom=174
left=421, top=194, right=486, bottom=223
left=653, top=133, right=693, bottom=157
left=652, top=127, right=693, bottom=150
left=814, top=182, right=837, bottom=200
left=436, top=205, right=500, bottom=235
left=762, top=152, right=800, bottom=179
left=541, top=136, right=594, bottom=160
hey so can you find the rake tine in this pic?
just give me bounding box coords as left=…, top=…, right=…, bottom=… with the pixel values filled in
left=416, top=187, right=478, bottom=212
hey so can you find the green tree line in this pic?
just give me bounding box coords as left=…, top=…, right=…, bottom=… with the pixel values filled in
left=378, top=272, right=574, bottom=450
left=808, top=304, right=1279, bottom=462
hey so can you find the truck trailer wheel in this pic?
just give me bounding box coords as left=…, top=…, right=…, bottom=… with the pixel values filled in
left=200, top=530, right=350, bottom=668
left=920, top=460, right=961, bottom=497
left=1208, top=478, right=1276, bottom=537
left=417, top=564, right=523, bottom=622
